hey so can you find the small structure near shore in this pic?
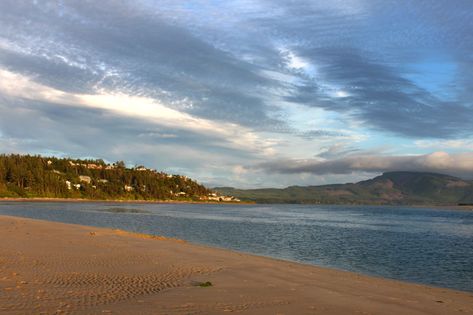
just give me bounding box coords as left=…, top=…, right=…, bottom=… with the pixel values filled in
left=205, top=192, right=240, bottom=202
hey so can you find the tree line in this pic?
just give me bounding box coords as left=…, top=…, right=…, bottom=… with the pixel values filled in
left=0, top=154, right=212, bottom=200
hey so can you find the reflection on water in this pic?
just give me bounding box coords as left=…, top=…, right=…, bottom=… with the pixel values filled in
left=0, top=202, right=472, bottom=292
left=93, top=207, right=150, bottom=214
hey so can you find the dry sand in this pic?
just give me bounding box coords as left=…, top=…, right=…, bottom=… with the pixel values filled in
left=0, top=215, right=471, bottom=315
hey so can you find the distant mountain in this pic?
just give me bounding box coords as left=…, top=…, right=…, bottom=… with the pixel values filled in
left=215, top=172, right=473, bottom=205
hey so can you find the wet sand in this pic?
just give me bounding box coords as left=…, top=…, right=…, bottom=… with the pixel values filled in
left=0, top=215, right=471, bottom=315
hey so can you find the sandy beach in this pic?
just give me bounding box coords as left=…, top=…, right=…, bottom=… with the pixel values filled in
left=0, top=215, right=471, bottom=315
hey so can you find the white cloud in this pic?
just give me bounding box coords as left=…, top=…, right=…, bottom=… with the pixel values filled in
left=286, top=50, right=310, bottom=70
left=256, top=151, right=473, bottom=179
left=0, top=68, right=275, bottom=157
left=333, top=90, right=350, bottom=98
left=279, top=46, right=316, bottom=76
left=415, top=139, right=473, bottom=150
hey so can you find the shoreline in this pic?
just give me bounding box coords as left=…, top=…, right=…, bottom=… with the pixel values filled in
left=2, top=197, right=473, bottom=211
left=0, top=197, right=254, bottom=205
left=0, top=215, right=472, bottom=314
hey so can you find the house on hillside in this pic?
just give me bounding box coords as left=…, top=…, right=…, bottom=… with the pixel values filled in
left=79, top=176, right=91, bottom=184
left=124, top=185, right=134, bottom=192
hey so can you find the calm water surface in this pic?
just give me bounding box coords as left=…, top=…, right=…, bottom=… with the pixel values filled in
left=1, top=202, right=472, bottom=292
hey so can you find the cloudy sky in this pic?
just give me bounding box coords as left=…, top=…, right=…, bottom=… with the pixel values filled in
left=1, top=1, right=473, bottom=188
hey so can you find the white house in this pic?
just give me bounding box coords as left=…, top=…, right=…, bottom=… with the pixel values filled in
left=124, top=185, right=134, bottom=192
left=79, top=175, right=91, bottom=184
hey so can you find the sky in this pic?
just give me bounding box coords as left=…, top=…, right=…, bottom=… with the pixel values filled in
left=0, top=0, right=473, bottom=188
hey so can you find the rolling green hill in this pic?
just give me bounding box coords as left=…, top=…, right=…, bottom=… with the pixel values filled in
left=215, top=172, right=473, bottom=205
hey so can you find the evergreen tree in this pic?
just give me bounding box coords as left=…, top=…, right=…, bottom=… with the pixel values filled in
left=0, top=154, right=212, bottom=201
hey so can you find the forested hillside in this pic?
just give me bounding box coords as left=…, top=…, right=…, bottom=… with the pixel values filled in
left=0, top=154, right=211, bottom=201
left=215, top=172, right=473, bottom=205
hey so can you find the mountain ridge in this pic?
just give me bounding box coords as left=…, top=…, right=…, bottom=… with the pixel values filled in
left=215, top=171, right=473, bottom=205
